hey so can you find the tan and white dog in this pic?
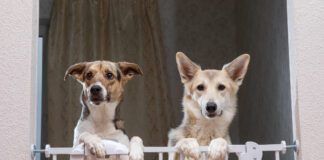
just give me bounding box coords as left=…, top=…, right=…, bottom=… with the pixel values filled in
left=168, top=52, right=250, bottom=160
left=64, top=60, right=144, bottom=160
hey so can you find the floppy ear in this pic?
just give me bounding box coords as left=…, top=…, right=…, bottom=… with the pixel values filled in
left=118, top=62, right=143, bottom=81
left=64, top=62, right=87, bottom=81
left=176, top=52, right=201, bottom=83
left=223, top=54, right=250, bottom=86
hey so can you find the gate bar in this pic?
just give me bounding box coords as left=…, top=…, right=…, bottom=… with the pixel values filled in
left=31, top=140, right=298, bottom=160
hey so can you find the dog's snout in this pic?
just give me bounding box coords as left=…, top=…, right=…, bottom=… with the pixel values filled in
left=206, top=102, right=217, bottom=113
left=90, top=85, right=102, bottom=95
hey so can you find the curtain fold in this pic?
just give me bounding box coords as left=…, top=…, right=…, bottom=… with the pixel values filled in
left=45, top=0, right=172, bottom=157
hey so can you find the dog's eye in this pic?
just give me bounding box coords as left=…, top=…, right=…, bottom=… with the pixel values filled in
left=218, top=84, right=226, bottom=91
left=86, top=72, right=93, bottom=80
left=106, top=73, right=114, bottom=80
left=197, top=84, right=205, bottom=91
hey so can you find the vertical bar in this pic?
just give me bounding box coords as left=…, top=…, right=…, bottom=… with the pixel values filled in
left=52, top=155, right=57, bottom=160
left=275, top=151, right=280, bottom=160
left=238, top=153, right=244, bottom=160
left=159, top=152, right=163, bottom=160
left=36, top=37, right=43, bottom=160
left=179, top=153, right=184, bottom=160
left=202, top=152, right=207, bottom=160
left=225, top=154, right=229, bottom=160
left=116, top=155, right=120, bottom=160
left=168, top=152, right=174, bottom=160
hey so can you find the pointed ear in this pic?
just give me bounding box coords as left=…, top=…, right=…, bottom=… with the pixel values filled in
left=176, top=52, right=201, bottom=83
left=64, top=62, right=87, bottom=81
left=223, top=54, right=250, bottom=85
left=118, top=62, right=143, bottom=81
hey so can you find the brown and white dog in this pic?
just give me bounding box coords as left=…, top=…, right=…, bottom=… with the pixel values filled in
left=64, top=60, right=144, bottom=160
left=168, top=52, right=250, bottom=160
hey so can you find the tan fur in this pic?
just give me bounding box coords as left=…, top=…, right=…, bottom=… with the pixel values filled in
left=65, top=60, right=144, bottom=160
left=168, top=52, right=250, bottom=160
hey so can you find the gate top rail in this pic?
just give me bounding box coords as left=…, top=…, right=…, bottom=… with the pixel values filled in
left=31, top=140, right=298, bottom=160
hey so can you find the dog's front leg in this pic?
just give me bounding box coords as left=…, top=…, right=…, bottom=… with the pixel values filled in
left=208, top=138, right=228, bottom=160
left=175, top=138, right=200, bottom=160
left=129, top=136, right=144, bottom=160
left=79, top=132, right=106, bottom=158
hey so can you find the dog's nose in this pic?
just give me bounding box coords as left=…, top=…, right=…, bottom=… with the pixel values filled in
left=90, top=85, right=102, bottom=95
left=206, top=102, right=217, bottom=113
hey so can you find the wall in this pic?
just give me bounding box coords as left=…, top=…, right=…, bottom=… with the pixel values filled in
left=236, top=0, right=294, bottom=159
left=288, top=0, right=324, bottom=159
left=0, top=0, right=38, bottom=159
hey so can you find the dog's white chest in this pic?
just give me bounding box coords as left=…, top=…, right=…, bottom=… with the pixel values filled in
left=189, top=120, right=228, bottom=145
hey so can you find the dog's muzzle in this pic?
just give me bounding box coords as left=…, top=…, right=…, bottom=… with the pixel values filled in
left=89, top=85, right=105, bottom=105
left=206, top=102, right=217, bottom=117
left=204, top=102, right=223, bottom=118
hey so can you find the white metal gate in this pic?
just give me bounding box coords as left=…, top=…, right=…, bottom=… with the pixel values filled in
left=31, top=140, right=298, bottom=160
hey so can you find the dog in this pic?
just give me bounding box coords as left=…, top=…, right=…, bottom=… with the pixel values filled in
left=168, top=52, right=250, bottom=160
left=64, top=60, right=145, bottom=160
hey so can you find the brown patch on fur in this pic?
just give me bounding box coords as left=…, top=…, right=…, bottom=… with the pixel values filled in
left=80, top=91, right=90, bottom=120
left=65, top=61, right=143, bottom=103
left=186, top=109, right=197, bottom=126
left=113, top=100, right=125, bottom=133
left=114, top=119, right=126, bottom=133
left=81, top=62, right=125, bottom=102
left=64, top=62, right=88, bottom=81
left=118, top=62, right=143, bottom=84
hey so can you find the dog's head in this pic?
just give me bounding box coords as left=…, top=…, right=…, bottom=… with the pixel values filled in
left=176, top=52, right=250, bottom=119
left=64, top=60, right=143, bottom=105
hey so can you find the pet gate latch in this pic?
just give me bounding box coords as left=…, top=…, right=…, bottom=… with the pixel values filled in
left=238, top=142, right=263, bottom=160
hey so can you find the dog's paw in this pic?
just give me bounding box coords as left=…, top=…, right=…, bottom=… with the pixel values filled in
left=84, top=137, right=106, bottom=158
left=88, top=141, right=106, bottom=158
left=129, top=136, right=144, bottom=160
left=175, top=138, right=200, bottom=159
left=208, top=138, right=228, bottom=160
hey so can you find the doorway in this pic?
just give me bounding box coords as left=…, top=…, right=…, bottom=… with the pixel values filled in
left=38, top=0, right=294, bottom=159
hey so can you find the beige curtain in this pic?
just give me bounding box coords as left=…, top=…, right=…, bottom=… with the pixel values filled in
left=45, top=0, right=172, bottom=157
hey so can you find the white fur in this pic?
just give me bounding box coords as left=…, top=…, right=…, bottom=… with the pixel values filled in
left=208, top=138, right=228, bottom=160
left=175, top=138, right=200, bottom=159
left=73, top=102, right=144, bottom=160
left=129, top=137, right=144, bottom=160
